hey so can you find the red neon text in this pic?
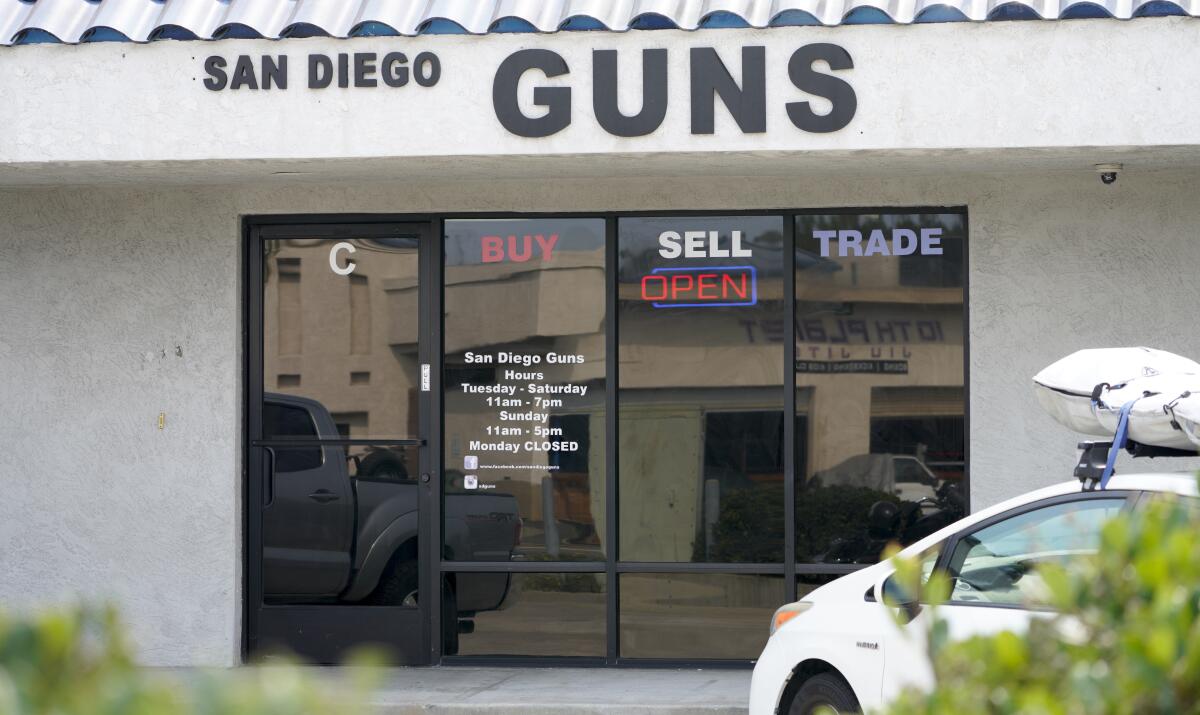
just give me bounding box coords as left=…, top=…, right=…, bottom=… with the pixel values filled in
left=640, top=269, right=752, bottom=305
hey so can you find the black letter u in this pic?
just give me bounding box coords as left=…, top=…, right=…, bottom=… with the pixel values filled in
left=592, top=49, right=668, bottom=137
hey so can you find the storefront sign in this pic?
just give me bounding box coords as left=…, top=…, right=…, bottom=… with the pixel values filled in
left=457, top=353, right=586, bottom=464
left=493, top=44, right=855, bottom=138
left=481, top=234, right=558, bottom=263
left=642, top=266, right=757, bottom=308
left=814, top=228, right=944, bottom=257
left=640, top=228, right=761, bottom=308
left=657, top=230, right=753, bottom=258
left=202, top=51, right=441, bottom=90
left=200, top=43, right=856, bottom=138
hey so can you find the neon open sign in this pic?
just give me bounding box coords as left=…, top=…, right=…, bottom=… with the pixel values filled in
left=640, top=266, right=758, bottom=308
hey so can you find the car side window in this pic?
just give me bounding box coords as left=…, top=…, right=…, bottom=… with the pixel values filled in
left=263, top=403, right=318, bottom=439
left=263, top=402, right=322, bottom=473
left=1134, top=491, right=1200, bottom=518
left=945, top=497, right=1125, bottom=607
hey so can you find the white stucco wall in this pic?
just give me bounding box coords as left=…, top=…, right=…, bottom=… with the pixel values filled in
left=3, top=18, right=1200, bottom=186
left=2, top=166, right=1199, bottom=665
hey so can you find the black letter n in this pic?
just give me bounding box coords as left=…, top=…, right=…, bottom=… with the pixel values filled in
left=690, top=46, right=766, bottom=134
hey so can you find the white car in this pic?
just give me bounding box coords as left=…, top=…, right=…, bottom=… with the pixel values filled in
left=749, top=470, right=1198, bottom=715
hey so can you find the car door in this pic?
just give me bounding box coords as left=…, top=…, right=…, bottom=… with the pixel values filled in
left=261, top=398, right=354, bottom=598
left=880, top=491, right=1134, bottom=702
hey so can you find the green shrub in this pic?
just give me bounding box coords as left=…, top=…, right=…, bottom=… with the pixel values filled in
left=795, top=485, right=900, bottom=562
left=705, top=484, right=785, bottom=563
left=0, top=605, right=378, bottom=715
left=885, top=482, right=1200, bottom=715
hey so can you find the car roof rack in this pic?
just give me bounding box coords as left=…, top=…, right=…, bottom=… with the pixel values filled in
left=1075, top=440, right=1199, bottom=490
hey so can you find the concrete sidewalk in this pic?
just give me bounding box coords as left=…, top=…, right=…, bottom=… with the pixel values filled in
left=360, top=666, right=751, bottom=715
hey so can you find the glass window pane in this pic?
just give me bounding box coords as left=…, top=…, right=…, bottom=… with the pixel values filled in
left=947, top=499, right=1124, bottom=606
left=618, top=216, right=786, bottom=563
left=262, top=236, right=421, bottom=440
left=794, top=213, right=967, bottom=565
left=446, top=572, right=606, bottom=657
left=443, top=219, right=607, bottom=561
left=619, top=573, right=784, bottom=659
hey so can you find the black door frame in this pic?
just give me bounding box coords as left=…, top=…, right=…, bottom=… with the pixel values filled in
left=243, top=207, right=969, bottom=667
left=244, top=219, right=440, bottom=664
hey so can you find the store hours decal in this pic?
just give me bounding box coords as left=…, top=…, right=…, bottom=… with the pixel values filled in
left=455, top=229, right=585, bottom=490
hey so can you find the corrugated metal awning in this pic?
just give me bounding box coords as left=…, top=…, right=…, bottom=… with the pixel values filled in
left=1, top=0, right=1196, bottom=45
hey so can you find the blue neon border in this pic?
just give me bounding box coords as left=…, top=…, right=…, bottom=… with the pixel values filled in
left=646, top=265, right=758, bottom=308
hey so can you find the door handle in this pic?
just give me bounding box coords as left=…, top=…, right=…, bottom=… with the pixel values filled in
left=263, top=447, right=276, bottom=508
left=308, top=489, right=339, bottom=504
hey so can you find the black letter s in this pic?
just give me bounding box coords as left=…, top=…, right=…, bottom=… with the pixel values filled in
left=203, top=56, right=227, bottom=91
left=786, top=44, right=856, bottom=133
left=493, top=49, right=571, bottom=138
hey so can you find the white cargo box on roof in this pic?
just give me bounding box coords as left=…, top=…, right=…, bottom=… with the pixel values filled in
left=1167, top=393, right=1200, bottom=450
left=1033, top=347, right=1200, bottom=439
left=1093, top=374, right=1200, bottom=450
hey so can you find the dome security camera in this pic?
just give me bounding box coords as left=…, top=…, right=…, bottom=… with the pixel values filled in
left=1095, top=163, right=1123, bottom=185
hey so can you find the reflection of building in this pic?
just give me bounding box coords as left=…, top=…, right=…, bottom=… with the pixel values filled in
left=264, top=238, right=422, bottom=472
left=616, top=216, right=965, bottom=564
left=796, top=213, right=964, bottom=479
left=264, top=233, right=963, bottom=533
left=443, top=220, right=608, bottom=558
left=416, top=216, right=967, bottom=565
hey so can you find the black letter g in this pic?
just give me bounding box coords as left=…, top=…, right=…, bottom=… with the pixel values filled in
left=492, top=49, right=571, bottom=138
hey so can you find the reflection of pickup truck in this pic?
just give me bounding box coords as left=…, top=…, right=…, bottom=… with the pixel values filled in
left=262, top=393, right=521, bottom=653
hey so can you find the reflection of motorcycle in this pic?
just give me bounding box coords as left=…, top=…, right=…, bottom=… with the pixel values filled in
left=820, top=481, right=966, bottom=565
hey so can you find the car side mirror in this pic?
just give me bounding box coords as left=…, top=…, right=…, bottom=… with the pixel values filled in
left=877, top=571, right=922, bottom=624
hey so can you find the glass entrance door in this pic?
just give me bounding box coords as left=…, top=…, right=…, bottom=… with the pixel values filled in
left=247, top=222, right=435, bottom=664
